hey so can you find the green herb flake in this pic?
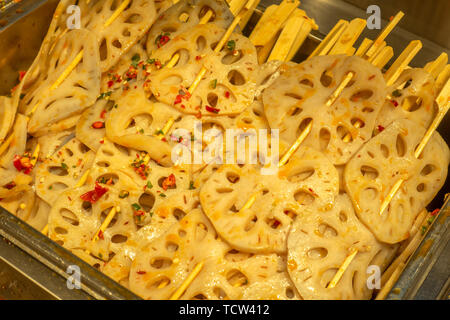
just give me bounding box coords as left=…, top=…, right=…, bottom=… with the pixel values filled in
left=189, top=181, right=195, bottom=190
left=132, top=203, right=141, bottom=211
left=119, top=190, right=129, bottom=199
left=226, top=40, right=236, bottom=51
left=210, top=79, right=217, bottom=89
left=146, top=181, right=153, bottom=189
left=392, top=89, right=402, bottom=97
left=98, top=91, right=112, bottom=99
left=131, top=54, right=141, bottom=67
left=61, top=163, right=68, bottom=170
left=159, top=193, right=166, bottom=198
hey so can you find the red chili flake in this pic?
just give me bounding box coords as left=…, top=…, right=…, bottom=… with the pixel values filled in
left=80, top=183, right=108, bottom=204
left=13, top=154, right=33, bottom=174
left=430, top=209, right=439, bottom=216
left=390, top=100, right=399, bottom=107
left=224, top=91, right=230, bottom=99
left=368, top=75, right=376, bottom=80
left=91, top=121, right=105, bottom=129
left=272, top=220, right=281, bottom=228
left=180, top=104, right=185, bottom=109
left=100, top=109, right=107, bottom=119
left=133, top=210, right=145, bottom=217
left=98, top=230, right=104, bottom=240
left=162, top=174, right=176, bottom=191
left=137, top=271, right=146, bottom=275
left=389, top=16, right=394, bottom=21
left=99, top=139, right=105, bottom=144
left=195, top=55, right=202, bottom=61
left=174, top=94, right=182, bottom=105
left=19, top=71, right=26, bottom=81
left=205, top=105, right=220, bottom=114
left=157, top=35, right=170, bottom=48
left=308, top=188, right=318, bottom=197
left=107, top=80, right=114, bottom=88
left=377, top=125, right=385, bottom=132
left=4, top=181, right=16, bottom=190
left=154, top=60, right=162, bottom=69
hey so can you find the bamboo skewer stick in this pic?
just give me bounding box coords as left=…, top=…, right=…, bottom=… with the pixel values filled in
left=328, top=18, right=366, bottom=56
left=384, top=40, right=422, bottom=86
left=355, top=38, right=373, bottom=57
left=424, top=52, right=448, bottom=79
left=308, top=20, right=348, bottom=59
left=327, top=248, right=358, bottom=288
left=169, top=261, right=205, bottom=300
left=364, top=12, right=404, bottom=60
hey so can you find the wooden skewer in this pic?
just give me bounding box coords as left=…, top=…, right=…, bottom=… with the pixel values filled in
left=384, top=40, right=422, bottom=86
left=379, top=78, right=450, bottom=216
left=327, top=248, right=358, bottom=288
left=372, top=46, right=394, bottom=70
left=268, top=9, right=318, bottom=62
left=308, top=20, right=348, bottom=59
left=364, top=12, right=404, bottom=60
left=355, top=38, right=373, bottom=57
left=424, top=52, right=448, bottom=79
left=0, top=134, right=13, bottom=156
left=328, top=18, right=366, bottom=56
left=435, top=64, right=450, bottom=94
left=367, top=41, right=386, bottom=64
left=169, top=261, right=205, bottom=300
left=249, top=0, right=299, bottom=50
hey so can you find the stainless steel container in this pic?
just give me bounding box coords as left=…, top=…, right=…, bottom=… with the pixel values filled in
left=0, top=0, right=448, bottom=300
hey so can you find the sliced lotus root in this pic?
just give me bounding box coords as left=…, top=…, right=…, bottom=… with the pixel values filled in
left=0, top=187, right=36, bottom=222
left=200, top=148, right=338, bottom=254
left=76, top=99, right=115, bottom=152
left=25, top=198, right=51, bottom=231
left=287, top=194, right=397, bottom=300
left=106, top=88, right=181, bottom=166
left=75, top=0, right=156, bottom=72
left=101, top=190, right=200, bottom=284
left=376, top=68, right=437, bottom=131
left=344, top=119, right=449, bottom=244
left=48, top=175, right=141, bottom=261
left=101, top=35, right=149, bottom=92
left=88, top=139, right=191, bottom=223
left=0, top=96, right=15, bottom=143
left=0, top=114, right=27, bottom=170
left=32, top=114, right=81, bottom=138
left=38, top=129, right=75, bottom=159
left=129, top=208, right=225, bottom=299
left=146, top=0, right=234, bottom=55
left=20, top=29, right=101, bottom=134
left=182, top=252, right=301, bottom=300
left=147, top=23, right=258, bottom=115
left=129, top=208, right=300, bottom=300
left=35, top=138, right=95, bottom=205
left=262, top=55, right=387, bottom=164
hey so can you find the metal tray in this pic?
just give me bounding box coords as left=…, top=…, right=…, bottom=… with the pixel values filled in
left=0, top=0, right=448, bottom=300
